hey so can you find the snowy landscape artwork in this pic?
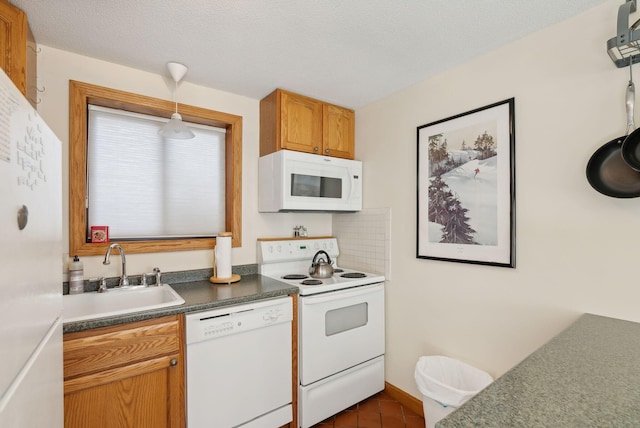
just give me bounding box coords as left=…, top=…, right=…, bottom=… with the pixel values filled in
left=417, top=98, right=515, bottom=267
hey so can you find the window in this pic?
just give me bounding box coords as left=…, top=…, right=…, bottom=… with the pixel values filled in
left=69, top=81, right=242, bottom=256
left=87, top=106, right=226, bottom=239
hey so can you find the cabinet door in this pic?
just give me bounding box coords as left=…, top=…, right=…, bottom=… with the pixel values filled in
left=64, top=316, right=185, bottom=428
left=64, top=354, right=184, bottom=428
left=0, top=1, right=36, bottom=107
left=323, top=104, right=355, bottom=159
left=280, top=91, right=323, bottom=154
left=0, top=1, right=27, bottom=94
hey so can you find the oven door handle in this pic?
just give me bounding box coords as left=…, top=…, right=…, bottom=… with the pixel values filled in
left=302, top=283, right=382, bottom=305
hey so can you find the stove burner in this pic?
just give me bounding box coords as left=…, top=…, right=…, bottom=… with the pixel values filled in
left=333, top=269, right=344, bottom=273
left=282, top=274, right=308, bottom=280
left=301, top=279, right=323, bottom=285
left=341, top=272, right=366, bottom=279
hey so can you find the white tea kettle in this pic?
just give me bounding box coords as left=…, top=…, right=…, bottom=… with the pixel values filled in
left=308, top=250, right=334, bottom=278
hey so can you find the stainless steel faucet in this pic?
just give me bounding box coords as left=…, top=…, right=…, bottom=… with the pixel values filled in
left=153, top=267, right=162, bottom=286
left=103, top=243, right=129, bottom=287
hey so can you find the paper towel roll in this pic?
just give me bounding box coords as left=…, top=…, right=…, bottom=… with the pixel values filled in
left=214, top=232, right=232, bottom=279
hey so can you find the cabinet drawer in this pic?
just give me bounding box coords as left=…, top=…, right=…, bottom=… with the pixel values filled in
left=64, top=315, right=181, bottom=379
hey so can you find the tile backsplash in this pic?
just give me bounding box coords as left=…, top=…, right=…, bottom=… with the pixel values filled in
left=332, top=208, right=391, bottom=280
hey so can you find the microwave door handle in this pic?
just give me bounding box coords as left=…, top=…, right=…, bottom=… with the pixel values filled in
left=302, top=284, right=382, bottom=305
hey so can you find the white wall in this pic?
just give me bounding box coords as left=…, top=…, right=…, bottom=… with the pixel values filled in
left=36, top=46, right=332, bottom=279
left=356, top=0, right=640, bottom=398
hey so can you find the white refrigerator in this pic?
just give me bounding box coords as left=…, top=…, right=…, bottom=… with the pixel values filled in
left=0, top=68, right=63, bottom=426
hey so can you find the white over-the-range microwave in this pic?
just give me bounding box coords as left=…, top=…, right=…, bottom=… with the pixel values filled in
left=259, top=150, right=362, bottom=212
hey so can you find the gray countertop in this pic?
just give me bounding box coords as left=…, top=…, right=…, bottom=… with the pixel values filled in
left=63, top=274, right=298, bottom=333
left=437, top=313, right=640, bottom=427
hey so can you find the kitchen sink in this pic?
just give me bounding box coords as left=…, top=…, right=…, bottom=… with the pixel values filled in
left=63, top=284, right=185, bottom=323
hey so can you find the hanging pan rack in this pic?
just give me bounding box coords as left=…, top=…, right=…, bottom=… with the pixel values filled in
left=608, top=0, right=640, bottom=67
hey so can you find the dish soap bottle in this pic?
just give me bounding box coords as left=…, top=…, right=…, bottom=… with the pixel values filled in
left=69, top=255, right=84, bottom=294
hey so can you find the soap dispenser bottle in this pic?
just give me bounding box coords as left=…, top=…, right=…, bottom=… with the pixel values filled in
left=69, top=255, right=84, bottom=294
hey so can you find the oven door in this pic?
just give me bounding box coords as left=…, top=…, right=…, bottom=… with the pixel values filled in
left=299, top=283, right=384, bottom=386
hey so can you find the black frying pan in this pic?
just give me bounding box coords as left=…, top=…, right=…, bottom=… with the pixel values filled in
left=620, top=31, right=640, bottom=171
left=586, top=76, right=640, bottom=198
left=621, top=127, right=640, bottom=171
left=586, top=136, right=640, bottom=198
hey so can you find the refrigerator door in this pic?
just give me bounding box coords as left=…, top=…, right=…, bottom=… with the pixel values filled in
left=0, top=68, right=63, bottom=426
left=0, top=318, right=63, bottom=426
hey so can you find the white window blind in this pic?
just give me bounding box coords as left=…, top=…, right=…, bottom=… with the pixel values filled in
left=87, top=105, right=226, bottom=240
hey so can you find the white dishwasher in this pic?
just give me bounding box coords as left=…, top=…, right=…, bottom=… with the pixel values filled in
left=185, top=296, right=293, bottom=428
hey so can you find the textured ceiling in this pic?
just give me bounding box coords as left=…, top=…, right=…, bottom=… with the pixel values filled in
left=11, top=0, right=613, bottom=109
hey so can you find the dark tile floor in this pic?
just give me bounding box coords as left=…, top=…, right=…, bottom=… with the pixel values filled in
left=311, top=391, right=425, bottom=428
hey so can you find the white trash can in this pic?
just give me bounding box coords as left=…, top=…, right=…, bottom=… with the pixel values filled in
left=414, top=356, right=493, bottom=428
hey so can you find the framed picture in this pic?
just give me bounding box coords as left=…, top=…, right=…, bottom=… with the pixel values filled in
left=90, top=225, right=109, bottom=243
left=417, top=98, right=515, bottom=268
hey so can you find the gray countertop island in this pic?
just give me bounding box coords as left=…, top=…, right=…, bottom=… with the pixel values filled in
left=437, top=313, right=640, bottom=427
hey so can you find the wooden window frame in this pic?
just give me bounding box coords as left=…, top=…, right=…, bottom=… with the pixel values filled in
left=69, top=80, right=242, bottom=256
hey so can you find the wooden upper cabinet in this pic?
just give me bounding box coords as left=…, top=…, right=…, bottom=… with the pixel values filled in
left=260, top=88, right=355, bottom=159
left=0, top=0, right=37, bottom=108
left=323, top=103, right=355, bottom=159
left=281, top=90, right=323, bottom=154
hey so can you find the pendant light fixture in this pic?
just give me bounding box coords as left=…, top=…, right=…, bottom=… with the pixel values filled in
left=158, top=61, right=195, bottom=139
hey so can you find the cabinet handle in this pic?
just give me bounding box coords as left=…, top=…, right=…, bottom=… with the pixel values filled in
left=313, top=147, right=319, bottom=151
left=170, top=359, right=178, bottom=367
left=324, top=149, right=330, bottom=154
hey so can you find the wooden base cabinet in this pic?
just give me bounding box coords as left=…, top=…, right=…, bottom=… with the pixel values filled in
left=63, top=315, right=185, bottom=428
left=260, top=88, right=355, bottom=159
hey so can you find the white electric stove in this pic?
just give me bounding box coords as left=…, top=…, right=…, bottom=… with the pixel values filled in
left=258, top=238, right=386, bottom=428
left=257, top=238, right=385, bottom=295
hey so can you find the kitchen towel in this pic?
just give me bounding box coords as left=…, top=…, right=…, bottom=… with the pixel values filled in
left=215, top=232, right=232, bottom=279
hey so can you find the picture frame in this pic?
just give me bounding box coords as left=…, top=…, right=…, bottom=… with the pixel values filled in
left=417, top=98, right=515, bottom=268
left=90, top=225, right=109, bottom=243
